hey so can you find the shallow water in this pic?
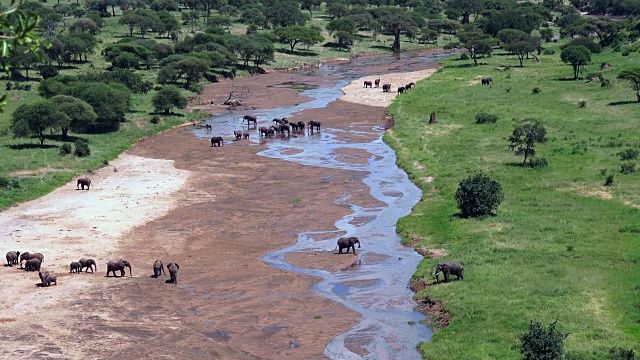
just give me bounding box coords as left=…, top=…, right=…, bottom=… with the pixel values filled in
left=196, top=50, right=451, bottom=359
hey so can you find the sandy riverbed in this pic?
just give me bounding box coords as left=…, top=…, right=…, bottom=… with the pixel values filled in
left=339, top=69, right=438, bottom=107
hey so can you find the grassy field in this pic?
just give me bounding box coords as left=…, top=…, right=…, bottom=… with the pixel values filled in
left=386, top=44, right=640, bottom=359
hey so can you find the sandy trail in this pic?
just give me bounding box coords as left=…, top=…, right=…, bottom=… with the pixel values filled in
left=339, top=69, right=438, bottom=107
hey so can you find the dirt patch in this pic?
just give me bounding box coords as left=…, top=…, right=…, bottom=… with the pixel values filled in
left=10, top=168, right=73, bottom=176
left=340, top=69, right=438, bottom=108
left=415, top=247, right=448, bottom=258
left=414, top=296, right=451, bottom=330
left=285, top=251, right=360, bottom=273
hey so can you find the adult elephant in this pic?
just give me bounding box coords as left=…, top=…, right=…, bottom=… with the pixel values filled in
left=233, top=130, right=243, bottom=141
left=106, top=259, right=132, bottom=277
left=24, top=258, right=42, bottom=271
left=243, top=115, right=257, bottom=127
left=79, top=258, right=97, bottom=273
left=152, top=260, right=166, bottom=278
left=397, top=86, right=405, bottom=94
left=382, top=84, right=391, bottom=92
left=5, top=251, right=20, bottom=266
left=259, top=126, right=269, bottom=137
left=337, top=236, right=361, bottom=254
left=374, top=78, right=381, bottom=87
left=69, top=262, right=82, bottom=273
left=307, top=120, right=321, bottom=134
left=38, top=270, right=50, bottom=285
left=77, top=178, right=91, bottom=190
left=434, top=261, right=464, bottom=283
left=20, top=252, right=44, bottom=268
left=297, top=121, right=305, bottom=132
left=364, top=80, right=373, bottom=88
left=211, top=136, right=223, bottom=147
left=481, top=77, right=493, bottom=85
left=279, top=124, right=290, bottom=137
left=167, top=263, right=179, bottom=284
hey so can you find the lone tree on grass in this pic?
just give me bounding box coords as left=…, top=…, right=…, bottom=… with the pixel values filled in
left=455, top=173, right=504, bottom=217
left=51, top=95, right=97, bottom=140
left=273, top=26, right=323, bottom=53
left=509, top=119, right=547, bottom=165
left=520, top=319, right=568, bottom=360
left=457, top=24, right=494, bottom=66
left=152, top=85, right=188, bottom=114
left=617, top=67, right=640, bottom=102
left=560, top=45, right=591, bottom=80
left=11, top=100, right=68, bottom=146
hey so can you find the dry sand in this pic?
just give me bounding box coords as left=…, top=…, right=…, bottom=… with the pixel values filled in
left=339, top=69, right=438, bottom=107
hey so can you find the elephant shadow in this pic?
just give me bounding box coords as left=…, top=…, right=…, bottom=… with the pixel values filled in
left=164, top=279, right=174, bottom=284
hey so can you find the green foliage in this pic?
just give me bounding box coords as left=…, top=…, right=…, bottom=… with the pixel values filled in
left=11, top=100, right=68, bottom=146
left=188, top=83, right=204, bottom=94
left=60, top=143, right=72, bottom=155
left=38, top=65, right=59, bottom=79
left=617, top=67, right=640, bottom=102
left=508, top=119, right=547, bottom=164
left=263, top=0, right=307, bottom=28
left=579, top=100, right=587, bottom=107
left=618, top=148, right=639, bottom=161
left=73, top=139, right=90, bottom=157
left=150, top=115, right=161, bottom=124
left=457, top=24, right=494, bottom=65
left=532, top=86, right=542, bottom=93
left=371, top=7, right=418, bottom=52
left=51, top=95, right=97, bottom=137
left=475, top=112, right=498, bottom=124
left=520, top=320, right=568, bottom=360
left=152, top=85, right=188, bottom=114
left=455, top=173, right=504, bottom=217
left=273, top=26, right=324, bottom=53
left=608, top=347, right=636, bottom=360
left=0, top=176, right=20, bottom=190
left=561, top=37, right=602, bottom=54
left=604, top=174, right=615, bottom=186
left=561, top=45, right=592, bottom=80
left=620, top=163, right=636, bottom=174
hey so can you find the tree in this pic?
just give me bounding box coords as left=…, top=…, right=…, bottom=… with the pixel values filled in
left=372, top=7, right=418, bottom=52
left=152, top=85, right=188, bottom=114
left=11, top=100, right=68, bottom=146
left=70, top=18, right=99, bottom=34
left=51, top=95, right=97, bottom=139
left=300, top=0, right=321, bottom=17
left=508, top=119, right=547, bottom=165
left=455, top=173, right=504, bottom=217
left=176, top=57, right=210, bottom=88
left=327, top=2, right=348, bottom=19
left=539, top=28, right=553, bottom=42
left=560, top=45, right=591, bottom=80
left=263, top=0, right=307, bottom=27
left=326, top=18, right=357, bottom=48
left=617, top=67, right=640, bottom=102
left=520, top=320, right=568, bottom=360
left=274, top=26, right=323, bottom=52
left=457, top=25, right=493, bottom=65
left=71, top=82, right=131, bottom=130
left=498, top=29, right=540, bottom=66
left=446, top=0, right=484, bottom=23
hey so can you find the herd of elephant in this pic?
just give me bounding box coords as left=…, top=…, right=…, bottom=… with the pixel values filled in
left=5, top=250, right=181, bottom=287
left=209, top=115, right=322, bottom=146
left=363, top=78, right=415, bottom=95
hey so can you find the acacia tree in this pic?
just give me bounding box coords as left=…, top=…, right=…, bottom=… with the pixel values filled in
left=508, top=119, right=547, bottom=165
left=617, top=67, right=640, bottom=102
left=373, top=7, right=417, bottom=52
left=274, top=26, right=323, bottom=52
left=11, top=100, right=68, bottom=146
left=51, top=95, right=97, bottom=139
left=560, top=45, right=591, bottom=80
left=326, top=18, right=357, bottom=48
left=152, top=85, right=188, bottom=114
left=446, top=0, right=484, bottom=24
left=457, top=25, right=493, bottom=65
left=498, top=29, right=540, bottom=67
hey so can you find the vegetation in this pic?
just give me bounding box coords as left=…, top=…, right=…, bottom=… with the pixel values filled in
left=387, top=43, right=640, bottom=358
left=454, top=173, right=504, bottom=217
left=520, top=320, right=568, bottom=360
left=508, top=119, right=548, bottom=165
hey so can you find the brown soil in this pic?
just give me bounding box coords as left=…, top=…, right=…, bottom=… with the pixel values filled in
left=0, top=51, right=444, bottom=359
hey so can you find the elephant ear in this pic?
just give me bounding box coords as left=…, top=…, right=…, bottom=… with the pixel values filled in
left=175, top=264, right=179, bottom=270
left=167, top=263, right=173, bottom=268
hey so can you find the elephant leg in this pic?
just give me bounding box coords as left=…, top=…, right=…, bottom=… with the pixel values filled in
left=444, top=271, right=450, bottom=283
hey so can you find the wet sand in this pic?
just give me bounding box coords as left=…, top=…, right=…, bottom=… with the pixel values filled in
left=0, top=49, right=446, bottom=359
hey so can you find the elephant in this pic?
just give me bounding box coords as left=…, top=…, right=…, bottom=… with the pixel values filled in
left=234, top=130, right=243, bottom=141
left=307, top=120, right=321, bottom=134
left=337, top=236, right=361, bottom=254
left=405, top=82, right=415, bottom=90
left=364, top=80, right=373, bottom=88
left=297, top=121, right=305, bottom=132
left=20, top=252, right=44, bottom=268
left=243, top=115, right=257, bottom=127
left=374, top=78, right=381, bottom=87
left=69, top=262, right=82, bottom=273
left=167, top=263, right=179, bottom=284
left=211, top=136, right=224, bottom=147
left=242, top=131, right=250, bottom=139
left=77, top=178, right=91, bottom=190
left=5, top=251, right=20, bottom=266
left=279, top=124, right=290, bottom=137
left=382, top=84, right=391, bottom=92
left=259, top=126, right=269, bottom=137
left=434, top=261, right=464, bottom=283
left=153, top=260, right=166, bottom=278
left=267, top=127, right=276, bottom=138
left=397, top=86, right=405, bottom=94
left=24, top=258, right=42, bottom=271
left=38, top=270, right=50, bottom=285
left=45, top=273, right=57, bottom=286
left=79, top=258, right=97, bottom=273
left=481, top=77, right=493, bottom=85
left=290, top=123, right=299, bottom=131
left=204, top=124, right=212, bottom=130
left=106, top=259, right=132, bottom=277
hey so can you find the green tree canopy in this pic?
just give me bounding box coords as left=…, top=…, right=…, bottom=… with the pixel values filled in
left=263, top=0, right=307, bottom=27
left=617, top=67, right=640, bottom=102
left=498, top=29, right=540, bottom=66
left=560, top=45, right=591, bottom=80
left=372, top=7, right=418, bottom=52
left=11, top=100, right=68, bottom=146
left=152, top=85, right=188, bottom=114
left=274, top=26, right=324, bottom=52
left=457, top=24, right=494, bottom=65
left=51, top=95, right=97, bottom=139
left=508, top=119, right=547, bottom=165
left=326, top=18, right=357, bottom=48
left=446, top=0, right=484, bottom=23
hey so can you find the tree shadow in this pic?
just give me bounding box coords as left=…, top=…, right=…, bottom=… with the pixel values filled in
left=322, top=42, right=351, bottom=51
left=47, top=134, right=86, bottom=143
left=446, top=63, right=482, bottom=69
left=149, top=111, right=185, bottom=117
left=6, top=144, right=58, bottom=150
left=275, top=48, right=320, bottom=57
left=608, top=100, right=637, bottom=106
left=556, top=77, right=580, bottom=81
left=369, top=45, right=394, bottom=51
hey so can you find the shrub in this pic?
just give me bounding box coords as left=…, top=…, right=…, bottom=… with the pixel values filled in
left=621, top=163, right=636, bottom=174
left=39, top=65, right=59, bottom=79
left=604, top=174, right=615, bottom=186
left=600, top=78, right=611, bottom=87
left=622, top=50, right=630, bottom=56
left=520, top=319, right=568, bottom=360
left=455, top=173, right=504, bottom=217
left=475, top=112, right=498, bottom=124
left=74, top=140, right=91, bottom=157
left=0, top=176, right=20, bottom=189
left=527, top=158, right=548, bottom=168
left=532, top=87, right=541, bottom=94
left=542, top=48, right=555, bottom=55
left=619, top=225, right=640, bottom=233
left=578, top=100, right=586, bottom=107
left=460, top=52, right=469, bottom=60
left=150, top=115, right=161, bottom=124
left=609, top=347, right=636, bottom=360
left=188, top=83, right=204, bottom=94
left=60, top=143, right=72, bottom=155
left=617, top=148, right=639, bottom=161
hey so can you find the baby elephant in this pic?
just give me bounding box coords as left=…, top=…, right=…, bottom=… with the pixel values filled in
left=44, top=273, right=57, bottom=286
left=77, top=178, right=91, bottom=190
left=337, top=237, right=361, bottom=254
left=211, top=136, right=223, bottom=147
left=24, top=258, right=42, bottom=271
left=152, top=260, right=166, bottom=278
left=69, top=262, right=82, bottom=273
left=167, top=263, right=179, bottom=284
left=434, top=262, right=464, bottom=283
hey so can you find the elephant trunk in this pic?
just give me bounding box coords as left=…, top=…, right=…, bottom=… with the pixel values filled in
left=127, top=265, right=132, bottom=277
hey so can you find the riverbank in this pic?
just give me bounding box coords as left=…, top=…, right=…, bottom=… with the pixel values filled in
left=386, top=44, right=640, bottom=358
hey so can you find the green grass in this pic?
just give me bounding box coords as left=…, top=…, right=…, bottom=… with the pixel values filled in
left=386, top=44, right=640, bottom=359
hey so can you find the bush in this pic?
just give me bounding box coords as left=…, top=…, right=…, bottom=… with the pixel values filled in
left=542, top=48, right=555, bottom=55
left=0, top=176, right=20, bottom=189
left=460, top=52, right=469, bottom=60
left=532, top=87, right=541, bottom=94
left=526, top=158, right=548, bottom=168
left=188, top=83, right=204, bottom=94
left=604, top=174, right=615, bottom=186
left=621, top=163, right=636, bottom=174
left=578, top=100, right=586, bottom=107
left=601, top=78, right=611, bottom=87
left=609, top=347, right=636, bottom=360
left=622, top=50, right=630, bottom=56
left=520, top=319, right=568, bottom=360
left=74, top=140, right=91, bottom=157
left=39, top=65, right=59, bottom=79
left=617, top=148, right=639, bottom=161
left=60, top=143, right=72, bottom=155
left=561, top=38, right=602, bottom=54
left=475, top=112, right=498, bottom=124
left=150, top=115, right=161, bottom=124
left=455, top=173, right=504, bottom=217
